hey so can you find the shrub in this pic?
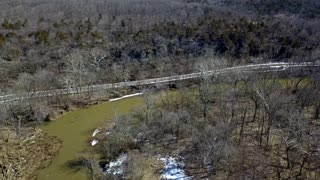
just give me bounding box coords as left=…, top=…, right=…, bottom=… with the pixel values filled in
left=37, top=30, right=50, bottom=44
left=0, top=33, right=5, bottom=46
left=55, top=31, right=72, bottom=41
left=2, top=19, right=22, bottom=30
left=126, top=151, right=161, bottom=180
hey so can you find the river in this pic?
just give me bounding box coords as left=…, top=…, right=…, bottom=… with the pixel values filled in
left=37, top=96, right=144, bottom=180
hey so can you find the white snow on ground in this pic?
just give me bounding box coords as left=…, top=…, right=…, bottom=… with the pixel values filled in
left=105, top=132, right=110, bottom=136
left=91, top=139, right=99, bottom=146
left=109, top=93, right=143, bottom=102
left=105, top=154, right=128, bottom=175
left=269, top=65, right=283, bottom=68
left=269, top=65, right=289, bottom=70
left=159, top=156, right=192, bottom=180
left=92, top=129, right=101, bottom=137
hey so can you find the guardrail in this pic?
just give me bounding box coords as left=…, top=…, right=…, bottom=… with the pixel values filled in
left=0, top=62, right=319, bottom=104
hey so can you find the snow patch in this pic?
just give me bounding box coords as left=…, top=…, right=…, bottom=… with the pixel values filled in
left=158, top=156, right=192, bottom=180
left=105, top=154, right=128, bottom=176
left=270, top=65, right=283, bottom=68
left=91, top=139, right=99, bottom=146
left=92, top=129, right=101, bottom=137
left=109, top=93, right=143, bottom=102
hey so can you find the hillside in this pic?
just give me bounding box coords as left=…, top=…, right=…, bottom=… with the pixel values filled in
left=0, top=1, right=319, bottom=179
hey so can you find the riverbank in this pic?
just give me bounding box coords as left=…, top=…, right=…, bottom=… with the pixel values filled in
left=37, top=95, right=144, bottom=180
left=0, top=128, right=62, bottom=180
left=0, top=92, right=144, bottom=180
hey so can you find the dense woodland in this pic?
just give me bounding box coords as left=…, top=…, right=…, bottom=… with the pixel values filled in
left=0, top=0, right=319, bottom=91
left=93, top=65, right=320, bottom=179
left=0, top=0, right=320, bottom=179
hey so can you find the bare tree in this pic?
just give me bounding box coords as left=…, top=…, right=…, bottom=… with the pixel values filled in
left=253, top=76, right=288, bottom=146
left=87, top=48, right=108, bottom=72
left=16, top=73, right=37, bottom=96
left=310, top=73, right=320, bottom=119
left=77, top=153, right=104, bottom=180
left=196, top=59, right=221, bottom=118
left=65, top=51, right=87, bottom=97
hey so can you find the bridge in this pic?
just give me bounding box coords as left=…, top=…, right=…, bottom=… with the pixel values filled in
left=0, top=62, right=319, bottom=104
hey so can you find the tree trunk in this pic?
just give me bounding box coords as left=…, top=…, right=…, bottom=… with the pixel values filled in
left=252, top=102, right=258, bottom=122
left=203, top=104, right=207, bottom=118
left=259, top=116, right=265, bottom=146
left=286, top=146, right=290, bottom=169
left=87, top=84, right=91, bottom=98
left=266, top=114, right=273, bottom=146
left=10, top=105, right=21, bottom=139
left=18, top=117, right=21, bottom=139
left=297, top=156, right=307, bottom=178
left=314, top=105, right=320, bottom=119
left=239, top=109, right=247, bottom=144
left=276, top=167, right=281, bottom=180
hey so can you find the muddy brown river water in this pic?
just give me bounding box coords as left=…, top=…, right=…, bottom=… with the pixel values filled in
left=37, top=96, right=143, bottom=180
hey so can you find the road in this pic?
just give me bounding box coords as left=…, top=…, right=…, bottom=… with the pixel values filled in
left=0, top=62, right=319, bottom=104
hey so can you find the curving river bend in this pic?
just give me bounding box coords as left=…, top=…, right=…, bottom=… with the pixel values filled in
left=37, top=96, right=144, bottom=180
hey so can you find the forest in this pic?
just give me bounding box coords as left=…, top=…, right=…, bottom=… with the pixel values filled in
left=0, top=0, right=319, bottom=91
left=93, top=63, right=320, bottom=179
left=0, top=0, right=319, bottom=179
